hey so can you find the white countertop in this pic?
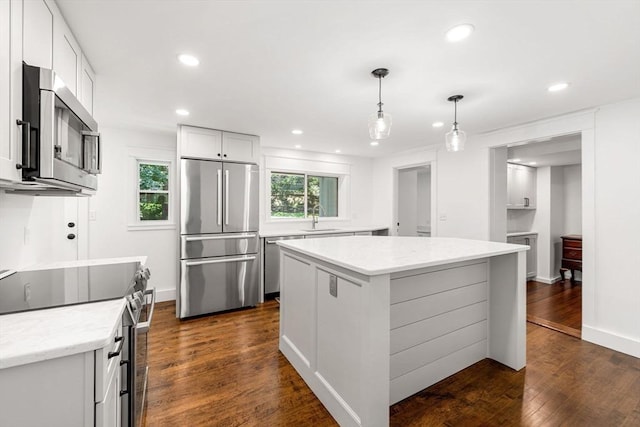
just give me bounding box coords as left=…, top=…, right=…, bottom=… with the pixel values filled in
left=507, top=231, right=538, bottom=237
left=260, top=225, right=388, bottom=238
left=278, top=236, right=528, bottom=276
left=0, top=256, right=147, bottom=369
left=0, top=299, right=126, bottom=369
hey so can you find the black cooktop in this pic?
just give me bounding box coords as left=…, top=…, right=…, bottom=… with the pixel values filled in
left=0, top=262, right=141, bottom=315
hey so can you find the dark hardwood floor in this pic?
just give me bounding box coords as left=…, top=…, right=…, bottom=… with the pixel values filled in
left=526, top=279, right=582, bottom=338
left=143, top=299, right=640, bottom=426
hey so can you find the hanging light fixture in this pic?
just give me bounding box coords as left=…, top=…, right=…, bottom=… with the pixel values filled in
left=445, top=94, right=466, bottom=152
left=368, top=68, right=392, bottom=139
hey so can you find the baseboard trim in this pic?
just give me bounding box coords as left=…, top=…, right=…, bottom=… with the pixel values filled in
left=155, top=288, right=176, bottom=303
left=533, top=275, right=562, bottom=284
left=582, top=325, right=640, bottom=358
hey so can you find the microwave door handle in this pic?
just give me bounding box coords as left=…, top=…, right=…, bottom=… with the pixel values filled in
left=16, top=120, right=33, bottom=170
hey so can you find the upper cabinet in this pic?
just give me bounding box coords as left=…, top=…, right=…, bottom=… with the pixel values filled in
left=80, top=53, right=96, bottom=115
left=507, top=163, right=536, bottom=209
left=23, top=0, right=54, bottom=69
left=179, top=125, right=260, bottom=163
left=0, top=0, right=23, bottom=184
left=0, top=0, right=96, bottom=186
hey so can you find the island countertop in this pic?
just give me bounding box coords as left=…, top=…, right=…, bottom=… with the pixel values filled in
left=277, top=236, right=528, bottom=276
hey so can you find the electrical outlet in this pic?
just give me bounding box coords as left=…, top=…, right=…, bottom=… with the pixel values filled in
left=89, top=211, right=97, bottom=221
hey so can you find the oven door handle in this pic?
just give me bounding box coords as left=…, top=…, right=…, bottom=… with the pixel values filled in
left=136, top=287, right=156, bottom=333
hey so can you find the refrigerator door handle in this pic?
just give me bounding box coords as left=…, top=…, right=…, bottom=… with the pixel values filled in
left=225, top=169, right=230, bottom=225
left=217, top=169, right=222, bottom=226
left=185, top=233, right=257, bottom=242
left=185, top=255, right=256, bottom=267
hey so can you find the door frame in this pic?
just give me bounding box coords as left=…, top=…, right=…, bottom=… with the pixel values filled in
left=393, top=162, right=436, bottom=237
left=485, top=109, right=596, bottom=338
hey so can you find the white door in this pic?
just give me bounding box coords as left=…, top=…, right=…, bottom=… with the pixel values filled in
left=397, top=169, right=418, bottom=236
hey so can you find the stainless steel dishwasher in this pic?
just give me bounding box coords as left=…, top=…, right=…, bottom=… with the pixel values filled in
left=264, top=235, right=304, bottom=297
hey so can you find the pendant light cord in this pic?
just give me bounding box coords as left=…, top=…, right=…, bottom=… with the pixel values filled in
left=378, top=76, right=383, bottom=113
left=453, top=99, right=458, bottom=130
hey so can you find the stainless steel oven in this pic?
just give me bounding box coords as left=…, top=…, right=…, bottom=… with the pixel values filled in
left=121, top=277, right=155, bottom=427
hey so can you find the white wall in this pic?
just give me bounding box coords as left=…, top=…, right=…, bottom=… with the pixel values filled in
left=563, top=164, right=582, bottom=234
left=417, top=169, right=431, bottom=229
left=87, top=125, right=178, bottom=302
left=0, top=193, right=64, bottom=268
left=397, top=169, right=417, bottom=236
left=586, top=99, right=640, bottom=355
left=550, top=167, right=565, bottom=279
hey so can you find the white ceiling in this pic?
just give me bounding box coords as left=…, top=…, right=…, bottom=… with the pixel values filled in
left=57, top=0, right=640, bottom=157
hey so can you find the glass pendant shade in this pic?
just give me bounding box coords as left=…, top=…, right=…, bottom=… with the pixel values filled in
left=368, top=111, right=392, bottom=139
left=445, top=127, right=466, bottom=152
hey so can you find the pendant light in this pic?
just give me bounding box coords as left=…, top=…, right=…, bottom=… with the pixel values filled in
left=368, top=68, right=392, bottom=139
left=445, top=95, right=466, bottom=152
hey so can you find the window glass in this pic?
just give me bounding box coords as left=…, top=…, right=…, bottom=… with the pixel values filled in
left=270, top=172, right=305, bottom=218
left=139, top=163, right=170, bottom=221
left=270, top=172, right=339, bottom=218
left=308, top=175, right=338, bottom=217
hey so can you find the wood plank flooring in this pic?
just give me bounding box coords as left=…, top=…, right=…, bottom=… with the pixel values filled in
left=143, top=300, right=640, bottom=426
left=526, top=280, right=582, bottom=338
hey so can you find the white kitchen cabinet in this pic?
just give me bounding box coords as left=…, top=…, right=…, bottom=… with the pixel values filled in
left=23, top=0, right=54, bottom=69
left=52, top=2, right=82, bottom=95
left=179, top=125, right=260, bottom=163
left=507, top=163, right=536, bottom=209
left=0, top=316, right=123, bottom=427
left=1, top=0, right=96, bottom=187
left=80, top=53, right=96, bottom=114
left=222, top=131, right=260, bottom=163
left=0, top=0, right=23, bottom=184
left=507, top=234, right=537, bottom=278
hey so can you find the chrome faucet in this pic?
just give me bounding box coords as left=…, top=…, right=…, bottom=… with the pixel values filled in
left=311, top=204, right=325, bottom=230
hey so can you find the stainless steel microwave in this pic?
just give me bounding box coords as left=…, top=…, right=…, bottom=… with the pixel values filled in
left=17, top=63, right=101, bottom=194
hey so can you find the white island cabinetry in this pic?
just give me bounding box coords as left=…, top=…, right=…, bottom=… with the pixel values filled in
left=278, top=236, right=528, bottom=427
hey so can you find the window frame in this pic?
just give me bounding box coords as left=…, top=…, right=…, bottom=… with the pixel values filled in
left=128, top=153, right=176, bottom=231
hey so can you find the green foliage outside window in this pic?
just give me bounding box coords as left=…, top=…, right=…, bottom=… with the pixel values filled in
left=270, top=172, right=338, bottom=218
left=139, top=163, right=169, bottom=221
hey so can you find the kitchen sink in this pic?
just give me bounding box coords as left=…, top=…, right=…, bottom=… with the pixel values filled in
left=300, top=228, right=340, bottom=232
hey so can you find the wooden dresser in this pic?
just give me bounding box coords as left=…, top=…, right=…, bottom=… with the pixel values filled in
left=560, top=235, right=582, bottom=284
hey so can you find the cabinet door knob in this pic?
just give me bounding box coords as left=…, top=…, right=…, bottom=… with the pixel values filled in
left=68, top=222, right=75, bottom=228
left=67, top=233, right=76, bottom=240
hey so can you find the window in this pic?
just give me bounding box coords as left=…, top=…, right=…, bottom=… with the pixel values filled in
left=270, top=172, right=339, bottom=218
left=138, top=161, right=170, bottom=221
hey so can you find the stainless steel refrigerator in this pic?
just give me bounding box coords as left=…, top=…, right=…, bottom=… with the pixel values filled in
left=178, top=158, right=259, bottom=318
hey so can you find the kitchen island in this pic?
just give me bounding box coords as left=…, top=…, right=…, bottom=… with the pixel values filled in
left=277, top=236, right=528, bottom=427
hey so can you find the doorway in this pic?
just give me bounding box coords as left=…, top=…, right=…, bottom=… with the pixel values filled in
left=501, top=134, right=583, bottom=337
left=396, top=165, right=431, bottom=237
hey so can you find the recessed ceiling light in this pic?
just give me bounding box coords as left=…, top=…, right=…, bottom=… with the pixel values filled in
left=176, top=109, right=190, bottom=116
left=445, top=24, right=474, bottom=42
left=510, top=158, right=521, bottom=162
left=178, top=54, right=199, bottom=67
left=291, top=129, right=303, bottom=135
left=548, top=82, right=569, bottom=92
left=294, top=144, right=302, bottom=149
left=528, top=161, right=537, bottom=165
left=370, top=141, right=379, bottom=146
left=335, top=149, right=341, bottom=153
left=432, top=121, right=444, bottom=128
